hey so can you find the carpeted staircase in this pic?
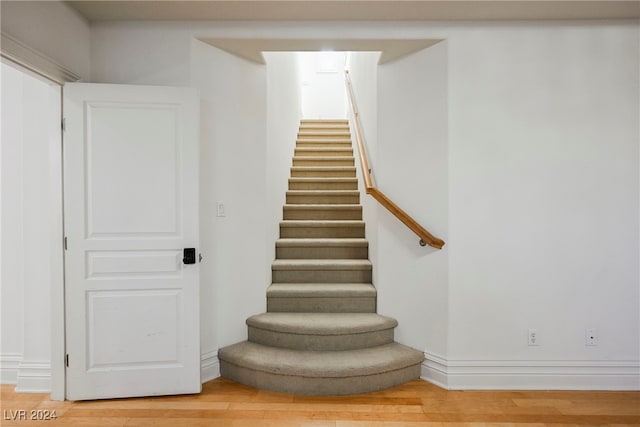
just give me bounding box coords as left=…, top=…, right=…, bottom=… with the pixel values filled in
left=218, top=119, right=424, bottom=395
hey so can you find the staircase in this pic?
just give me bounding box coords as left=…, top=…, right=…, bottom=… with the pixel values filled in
left=218, top=119, right=424, bottom=395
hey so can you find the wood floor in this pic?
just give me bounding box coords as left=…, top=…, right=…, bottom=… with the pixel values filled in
left=1, top=378, right=639, bottom=426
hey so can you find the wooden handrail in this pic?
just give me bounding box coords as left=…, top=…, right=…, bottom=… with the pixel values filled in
left=344, top=70, right=445, bottom=249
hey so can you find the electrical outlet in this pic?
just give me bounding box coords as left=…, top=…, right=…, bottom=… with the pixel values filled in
left=528, top=329, right=539, bottom=346
left=216, top=202, right=226, bottom=217
left=585, top=328, right=597, bottom=346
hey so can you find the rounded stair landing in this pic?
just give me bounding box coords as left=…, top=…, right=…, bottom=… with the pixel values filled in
left=218, top=341, right=424, bottom=396
left=247, top=312, right=397, bottom=350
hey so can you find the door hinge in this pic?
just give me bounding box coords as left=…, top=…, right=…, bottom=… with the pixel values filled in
left=61, top=118, right=66, bottom=132
left=64, top=237, right=68, bottom=250
left=65, top=354, right=69, bottom=367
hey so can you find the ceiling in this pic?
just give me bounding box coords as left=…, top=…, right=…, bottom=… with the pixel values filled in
left=64, top=1, right=639, bottom=65
left=66, top=1, right=640, bottom=22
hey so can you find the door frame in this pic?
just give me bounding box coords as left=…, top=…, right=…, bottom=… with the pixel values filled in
left=50, top=85, right=65, bottom=402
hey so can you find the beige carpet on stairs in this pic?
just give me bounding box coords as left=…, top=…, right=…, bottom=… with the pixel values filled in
left=218, top=119, right=424, bottom=395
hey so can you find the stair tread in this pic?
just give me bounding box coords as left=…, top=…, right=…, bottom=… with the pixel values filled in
left=291, top=169, right=355, bottom=175
left=267, top=283, right=376, bottom=297
left=299, top=127, right=350, bottom=130
left=299, top=123, right=349, bottom=130
left=218, top=341, right=423, bottom=378
left=300, top=119, right=348, bottom=122
left=283, top=204, right=361, bottom=209
left=299, top=125, right=349, bottom=127
left=300, top=123, right=348, bottom=126
left=292, top=166, right=355, bottom=170
left=272, top=259, right=372, bottom=270
left=299, top=123, right=349, bottom=127
left=299, top=131, right=350, bottom=134
left=294, top=156, right=353, bottom=159
left=247, top=313, right=397, bottom=335
left=296, top=147, right=353, bottom=156
left=287, top=190, right=359, bottom=195
left=280, top=220, right=364, bottom=227
left=276, top=238, right=368, bottom=247
left=289, top=178, right=357, bottom=182
left=296, top=142, right=353, bottom=148
left=297, top=137, right=351, bottom=141
left=295, top=146, right=352, bottom=150
left=290, top=166, right=356, bottom=176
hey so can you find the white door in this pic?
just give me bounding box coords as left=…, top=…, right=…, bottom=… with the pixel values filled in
left=63, top=83, right=200, bottom=400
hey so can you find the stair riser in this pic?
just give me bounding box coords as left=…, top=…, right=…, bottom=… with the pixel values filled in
left=280, top=226, right=365, bottom=238
left=293, top=158, right=354, bottom=167
left=286, top=194, right=360, bottom=204
left=298, top=124, right=350, bottom=132
left=299, top=125, right=350, bottom=131
left=276, top=246, right=368, bottom=259
left=290, top=168, right=356, bottom=178
left=300, top=119, right=349, bottom=129
left=294, top=149, right=353, bottom=157
left=296, top=141, right=352, bottom=148
left=302, top=118, right=348, bottom=121
left=272, top=269, right=372, bottom=283
left=219, top=362, right=421, bottom=396
left=247, top=327, right=394, bottom=351
left=283, top=207, right=362, bottom=220
left=288, top=181, right=358, bottom=191
left=298, top=133, right=351, bottom=140
left=267, top=297, right=376, bottom=313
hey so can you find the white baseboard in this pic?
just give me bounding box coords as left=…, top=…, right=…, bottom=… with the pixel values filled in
left=201, top=349, right=220, bottom=383
left=422, top=352, right=640, bottom=390
left=12, top=350, right=635, bottom=393
left=1, top=353, right=22, bottom=384
left=4, top=351, right=221, bottom=393
left=14, top=360, right=51, bottom=393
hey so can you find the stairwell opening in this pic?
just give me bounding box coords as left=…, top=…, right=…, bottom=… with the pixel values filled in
left=215, top=51, right=426, bottom=394
left=194, top=41, right=444, bottom=394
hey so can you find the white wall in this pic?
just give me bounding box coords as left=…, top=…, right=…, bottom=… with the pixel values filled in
left=377, top=43, right=449, bottom=357
left=342, top=23, right=638, bottom=389
left=91, top=23, right=192, bottom=86
left=1, top=1, right=90, bottom=80
left=299, top=51, right=347, bottom=119
left=443, top=23, right=639, bottom=389
left=191, top=40, right=268, bottom=379
left=1, top=64, right=25, bottom=383
left=1, top=63, right=61, bottom=391
left=264, top=51, right=303, bottom=288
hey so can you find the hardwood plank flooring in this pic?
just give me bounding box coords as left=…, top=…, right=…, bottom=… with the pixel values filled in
left=1, top=379, right=639, bottom=426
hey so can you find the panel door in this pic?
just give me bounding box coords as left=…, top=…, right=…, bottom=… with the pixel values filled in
left=63, top=83, right=200, bottom=400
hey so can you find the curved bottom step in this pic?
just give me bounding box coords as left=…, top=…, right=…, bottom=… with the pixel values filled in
left=247, top=312, right=397, bottom=350
left=218, top=341, right=424, bottom=395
